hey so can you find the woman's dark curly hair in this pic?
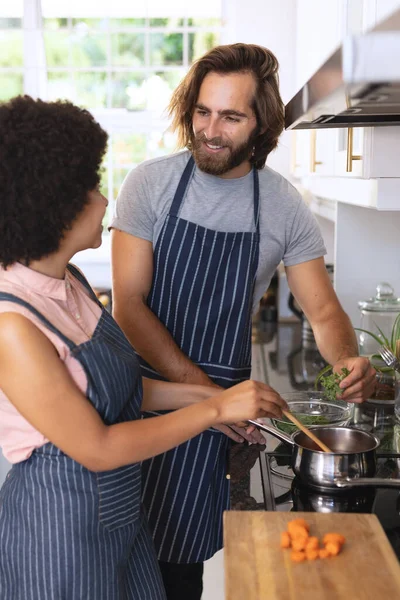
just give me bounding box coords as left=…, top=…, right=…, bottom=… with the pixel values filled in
left=0, top=95, right=108, bottom=268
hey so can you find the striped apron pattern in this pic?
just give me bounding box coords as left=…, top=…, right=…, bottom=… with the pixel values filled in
left=0, top=264, right=166, bottom=600
left=139, top=156, right=260, bottom=563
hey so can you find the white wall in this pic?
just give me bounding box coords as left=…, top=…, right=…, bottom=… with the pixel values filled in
left=335, top=203, right=400, bottom=326
left=223, top=0, right=297, bottom=181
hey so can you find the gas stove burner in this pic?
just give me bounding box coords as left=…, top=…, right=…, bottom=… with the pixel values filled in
left=269, top=455, right=294, bottom=481
left=291, top=477, right=377, bottom=514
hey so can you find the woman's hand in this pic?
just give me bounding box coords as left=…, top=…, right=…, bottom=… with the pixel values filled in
left=205, top=380, right=288, bottom=425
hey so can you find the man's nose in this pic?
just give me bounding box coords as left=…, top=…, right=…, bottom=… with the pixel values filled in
left=204, top=117, right=221, bottom=141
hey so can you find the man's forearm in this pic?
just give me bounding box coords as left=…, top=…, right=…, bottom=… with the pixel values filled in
left=113, top=299, right=216, bottom=385
left=312, top=309, right=359, bottom=365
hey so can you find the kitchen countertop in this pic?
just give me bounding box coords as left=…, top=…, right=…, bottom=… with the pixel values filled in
left=229, top=318, right=400, bottom=560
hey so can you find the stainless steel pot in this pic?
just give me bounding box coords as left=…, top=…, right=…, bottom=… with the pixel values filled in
left=248, top=420, right=400, bottom=490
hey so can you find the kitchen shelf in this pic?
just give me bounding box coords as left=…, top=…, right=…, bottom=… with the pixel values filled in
left=302, top=175, right=400, bottom=211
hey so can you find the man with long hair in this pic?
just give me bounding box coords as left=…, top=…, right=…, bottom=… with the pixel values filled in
left=110, top=43, right=375, bottom=598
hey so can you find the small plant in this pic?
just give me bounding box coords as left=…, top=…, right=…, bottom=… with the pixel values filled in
left=355, top=312, right=400, bottom=364
left=315, top=366, right=350, bottom=401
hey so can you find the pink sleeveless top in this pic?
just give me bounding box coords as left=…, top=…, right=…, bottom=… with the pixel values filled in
left=0, top=263, right=102, bottom=463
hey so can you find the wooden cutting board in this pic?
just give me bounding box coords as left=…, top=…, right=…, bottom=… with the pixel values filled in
left=224, top=511, right=400, bottom=600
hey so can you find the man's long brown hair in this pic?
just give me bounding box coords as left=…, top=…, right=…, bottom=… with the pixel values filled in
left=168, top=43, right=285, bottom=169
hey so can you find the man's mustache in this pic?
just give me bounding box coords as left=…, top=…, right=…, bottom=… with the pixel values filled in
left=195, top=134, right=231, bottom=148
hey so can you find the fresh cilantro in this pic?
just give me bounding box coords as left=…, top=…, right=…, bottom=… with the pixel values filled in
left=317, top=367, right=351, bottom=402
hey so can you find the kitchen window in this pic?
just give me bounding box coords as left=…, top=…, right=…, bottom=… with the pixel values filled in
left=0, top=0, right=226, bottom=246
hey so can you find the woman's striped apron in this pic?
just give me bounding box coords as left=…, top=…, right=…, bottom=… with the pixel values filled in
left=0, top=264, right=166, bottom=600
left=139, top=156, right=260, bottom=563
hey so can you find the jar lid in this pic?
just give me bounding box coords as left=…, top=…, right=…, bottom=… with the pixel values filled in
left=358, top=282, right=400, bottom=312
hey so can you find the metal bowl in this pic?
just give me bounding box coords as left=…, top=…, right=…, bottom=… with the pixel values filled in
left=269, top=391, right=353, bottom=435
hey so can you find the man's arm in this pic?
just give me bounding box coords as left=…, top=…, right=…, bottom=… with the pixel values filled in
left=286, top=257, right=376, bottom=402
left=111, top=229, right=216, bottom=386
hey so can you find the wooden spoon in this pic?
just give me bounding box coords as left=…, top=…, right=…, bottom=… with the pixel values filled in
left=282, top=410, right=333, bottom=453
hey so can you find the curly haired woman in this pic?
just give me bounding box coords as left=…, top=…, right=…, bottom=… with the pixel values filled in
left=0, top=95, right=286, bottom=600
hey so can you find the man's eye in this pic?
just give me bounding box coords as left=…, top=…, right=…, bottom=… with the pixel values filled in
left=226, top=116, right=240, bottom=123
left=197, top=110, right=208, bottom=116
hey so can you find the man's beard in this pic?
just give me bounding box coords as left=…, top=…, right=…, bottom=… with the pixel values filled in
left=191, top=129, right=258, bottom=176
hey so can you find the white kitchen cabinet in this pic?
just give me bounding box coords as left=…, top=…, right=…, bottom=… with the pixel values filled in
left=291, top=130, right=311, bottom=177
left=335, top=127, right=400, bottom=178
left=302, top=175, right=400, bottom=210
left=291, top=0, right=400, bottom=186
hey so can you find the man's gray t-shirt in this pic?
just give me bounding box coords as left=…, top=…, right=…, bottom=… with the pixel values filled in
left=111, top=150, right=326, bottom=312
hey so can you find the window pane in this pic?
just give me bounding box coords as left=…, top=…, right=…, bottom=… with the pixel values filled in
left=187, top=18, right=222, bottom=27
left=150, top=33, right=183, bottom=66
left=113, top=134, right=147, bottom=165
left=71, top=33, right=107, bottom=68
left=110, top=19, right=146, bottom=28
left=113, top=167, right=131, bottom=201
left=111, top=33, right=145, bottom=67
left=100, top=164, right=108, bottom=197
left=0, top=31, right=23, bottom=67
left=44, top=32, right=71, bottom=67
left=72, top=18, right=107, bottom=30
left=149, top=18, right=184, bottom=27
left=74, top=72, right=107, bottom=108
left=189, top=32, right=219, bottom=63
left=47, top=72, right=74, bottom=101
left=147, top=70, right=184, bottom=111
left=0, top=73, right=23, bottom=101
left=147, top=130, right=177, bottom=159
left=0, top=18, right=22, bottom=28
left=43, top=18, right=68, bottom=29
left=111, top=72, right=146, bottom=110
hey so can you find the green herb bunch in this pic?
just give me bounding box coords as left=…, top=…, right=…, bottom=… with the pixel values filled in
left=315, top=366, right=350, bottom=401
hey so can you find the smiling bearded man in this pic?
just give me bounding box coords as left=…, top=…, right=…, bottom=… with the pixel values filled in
left=110, top=43, right=376, bottom=600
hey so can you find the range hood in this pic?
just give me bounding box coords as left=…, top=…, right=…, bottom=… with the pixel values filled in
left=285, top=8, right=400, bottom=129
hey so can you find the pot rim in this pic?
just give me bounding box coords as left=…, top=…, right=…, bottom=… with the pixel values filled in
left=292, top=426, right=381, bottom=454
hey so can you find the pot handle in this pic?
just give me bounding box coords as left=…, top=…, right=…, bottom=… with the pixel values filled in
left=247, top=419, right=294, bottom=446
left=334, top=477, right=400, bottom=489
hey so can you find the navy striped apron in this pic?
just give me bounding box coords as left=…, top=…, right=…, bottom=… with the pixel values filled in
left=139, top=156, right=260, bottom=563
left=0, top=265, right=166, bottom=600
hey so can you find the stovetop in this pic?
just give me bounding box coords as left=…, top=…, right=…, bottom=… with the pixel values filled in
left=259, top=446, right=400, bottom=559
left=233, top=320, right=400, bottom=559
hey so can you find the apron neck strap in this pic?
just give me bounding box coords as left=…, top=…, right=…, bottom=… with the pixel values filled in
left=170, top=154, right=260, bottom=233
left=253, top=167, right=260, bottom=233
left=169, top=156, right=195, bottom=217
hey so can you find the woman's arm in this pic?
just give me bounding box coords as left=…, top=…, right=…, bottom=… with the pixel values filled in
left=142, top=378, right=218, bottom=410
left=0, top=313, right=286, bottom=472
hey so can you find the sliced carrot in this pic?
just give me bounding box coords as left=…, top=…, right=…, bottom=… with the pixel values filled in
left=288, top=524, right=309, bottom=540
left=288, top=518, right=310, bottom=532
left=323, top=533, right=346, bottom=546
left=280, top=531, right=291, bottom=549
left=305, top=536, right=319, bottom=551
left=305, top=549, right=319, bottom=561
left=292, top=537, right=308, bottom=552
left=291, top=550, right=306, bottom=562
left=319, top=548, right=330, bottom=559
left=325, top=541, right=341, bottom=556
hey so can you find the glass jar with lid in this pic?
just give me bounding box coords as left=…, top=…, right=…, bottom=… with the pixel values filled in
left=358, top=282, right=400, bottom=356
